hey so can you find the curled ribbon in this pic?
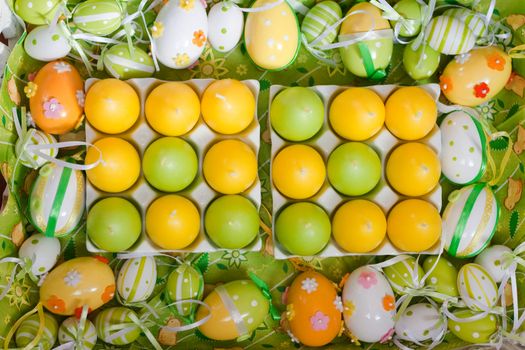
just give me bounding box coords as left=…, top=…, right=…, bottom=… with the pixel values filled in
left=249, top=272, right=281, bottom=321
left=3, top=302, right=45, bottom=350
left=104, top=310, right=163, bottom=350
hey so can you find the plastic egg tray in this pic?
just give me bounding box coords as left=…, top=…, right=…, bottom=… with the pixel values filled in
left=85, top=78, right=262, bottom=254
left=269, top=84, right=444, bottom=259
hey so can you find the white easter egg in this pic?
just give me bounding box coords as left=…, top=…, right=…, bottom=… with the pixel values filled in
left=24, top=25, right=71, bottom=61
left=440, top=111, right=487, bottom=185
left=342, top=266, right=396, bottom=343
left=152, top=0, right=207, bottom=69
left=395, top=303, right=446, bottom=342
left=117, top=256, right=157, bottom=304
left=208, top=3, right=243, bottom=53
left=15, top=128, right=58, bottom=169
left=475, top=245, right=512, bottom=283
left=458, top=263, right=498, bottom=311
left=18, top=233, right=60, bottom=276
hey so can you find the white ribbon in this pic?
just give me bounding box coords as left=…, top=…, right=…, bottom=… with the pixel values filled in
left=498, top=242, right=525, bottom=334
left=51, top=305, right=90, bottom=350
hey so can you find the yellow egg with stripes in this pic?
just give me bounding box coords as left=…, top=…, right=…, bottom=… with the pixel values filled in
left=117, top=256, right=157, bottom=304
left=457, top=263, right=498, bottom=311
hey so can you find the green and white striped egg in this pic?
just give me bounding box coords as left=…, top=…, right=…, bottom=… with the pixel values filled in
left=443, top=183, right=499, bottom=258
left=103, top=44, right=155, bottom=80
left=18, top=233, right=60, bottom=276
left=384, top=255, right=424, bottom=295
left=16, top=312, right=58, bottom=350
left=458, top=263, right=498, bottom=311
left=403, top=42, right=440, bottom=80
left=395, top=303, right=446, bottom=342
left=58, top=317, right=97, bottom=350
left=166, top=263, right=204, bottom=316
left=14, top=0, right=61, bottom=25
left=117, top=256, right=157, bottom=304
left=15, top=128, right=57, bottom=169
left=448, top=309, right=498, bottom=343
left=95, top=307, right=141, bottom=345
left=424, top=15, right=476, bottom=55
left=301, top=1, right=343, bottom=47
left=73, top=0, right=123, bottom=36
left=444, top=8, right=487, bottom=38
left=423, top=256, right=459, bottom=301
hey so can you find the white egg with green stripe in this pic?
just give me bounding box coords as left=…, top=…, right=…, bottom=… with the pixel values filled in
left=58, top=317, right=97, bottom=350
left=15, top=128, right=57, bottom=169
left=117, top=256, right=157, bottom=304
left=73, top=0, right=123, bottom=36
left=301, top=1, right=343, bottom=47
left=458, top=263, right=498, bottom=311
left=166, top=263, right=204, bottom=316
left=103, top=44, right=155, bottom=79
left=95, top=307, right=141, bottom=345
left=383, top=255, right=424, bottom=295
left=16, top=312, right=58, bottom=350
left=424, top=15, right=476, bottom=55
left=444, top=8, right=487, bottom=38
left=443, top=183, right=499, bottom=258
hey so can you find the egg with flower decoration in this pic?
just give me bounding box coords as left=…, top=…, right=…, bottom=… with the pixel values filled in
left=95, top=307, right=141, bottom=345
left=117, top=256, right=157, bottom=304
left=15, top=128, right=57, bottom=169
left=24, top=25, right=71, bottom=62
left=383, top=255, right=424, bottom=295
left=165, top=263, right=204, bottom=317
left=72, top=0, right=123, bottom=36
left=15, top=312, right=58, bottom=350
left=103, top=44, right=155, bottom=79
left=58, top=317, right=97, bottom=350
left=18, top=233, right=60, bottom=276
left=395, top=303, right=446, bottom=343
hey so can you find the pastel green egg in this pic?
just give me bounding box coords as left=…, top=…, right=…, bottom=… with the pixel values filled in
left=73, top=0, right=123, bottom=36
left=103, top=44, right=155, bottom=79
left=392, top=0, right=422, bottom=37
left=339, top=38, right=393, bottom=78
left=14, top=0, right=61, bottom=25
left=16, top=312, right=58, bottom=350
left=448, top=309, right=498, bottom=343
left=403, top=42, right=440, bottom=80
left=384, top=255, right=424, bottom=295
left=58, top=317, right=97, bottom=350
left=458, top=263, right=498, bottom=311
left=117, top=256, right=157, bottom=304
left=95, top=307, right=141, bottom=345
left=301, top=1, right=343, bottom=46
left=424, top=15, right=475, bottom=55
left=423, top=256, right=459, bottom=301
left=444, top=8, right=487, bottom=38
left=166, top=263, right=204, bottom=316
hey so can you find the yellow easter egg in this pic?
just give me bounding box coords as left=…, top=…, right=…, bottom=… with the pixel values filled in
left=340, top=2, right=390, bottom=35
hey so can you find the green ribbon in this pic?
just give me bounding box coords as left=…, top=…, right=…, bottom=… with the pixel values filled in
left=248, top=272, right=280, bottom=321
left=357, top=42, right=386, bottom=80
left=44, top=164, right=72, bottom=237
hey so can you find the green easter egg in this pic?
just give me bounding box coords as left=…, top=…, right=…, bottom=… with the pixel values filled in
left=166, top=263, right=204, bottom=316
left=424, top=15, right=475, bottom=55
left=423, top=256, right=459, bottom=301
left=95, top=307, right=141, bottom=345
left=384, top=255, right=424, bottom=295
left=73, top=0, right=123, bottom=36
left=15, top=0, right=61, bottom=25
left=403, top=42, right=440, bottom=80
left=339, top=38, right=393, bottom=78
left=16, top=312, right=58, bottom=350
left=444, top=8, right=487, bottom=38
left=301, top=1, right=342, bottom=46
left=392, top=0, right=422, bottom=37
left=58, top=317, right=97, bottom=350
left=103, top=44, right=155, bottom=79
left=448, top=309, right=498, bottom=343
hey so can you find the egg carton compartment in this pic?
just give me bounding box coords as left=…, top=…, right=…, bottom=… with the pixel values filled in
left=85, top=77, right=262, bottom=254
left=269, top=83, right=445, bottom=259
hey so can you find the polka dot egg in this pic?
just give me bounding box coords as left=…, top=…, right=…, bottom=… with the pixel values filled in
left=18, top=233, right=60, bottom=276
left=384, top=255, right=424, bottom=295
left=423, top=256, right=459, bottom=301
left=73, top=0, right=123, bottom=36
left=165, top=263, right=204, bottom=317
left=208, top=2, right=244, bottom=53
left=95, top=307, right=141, bottom=345
left=395, top=303, right=446, bottom=342
left=15, top=0, right=61, bottom=25
left=103, top=44, right=155, bottom=79
left=458, top=263, right=498, bottom=311
left=117, top=256, right=157, bottom=304
left=15, top=128, right=57, bottom=169
left=475, top=245, right=513, bottom=283
left=16, top=312, right=58, bottom=350
left=58, top=317, right=97, bottom=350
left=24, top=25, right=71, bottom=61
left=448, top=309, right=498, bottom=343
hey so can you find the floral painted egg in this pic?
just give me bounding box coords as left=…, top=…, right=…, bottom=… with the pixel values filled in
left=152, top=0, right=208, bottom=69
left=14, top=0, right=61, bottom=25
left=458, top=263, right=498, bottom=311
left=440, top=111, right=488, bottom=185
left=24, top=25, right=71, bottom=61
left=165, top=263, right=204, bottom=316
left=95, top=307, right=141, bottom=345
left=40, top=256, right=116, bottom=316
left=117, top=256, right=157, bottom=304
left=58, top=317, right=97, bottom=350
left=73, top=0, right=123, bottom=36
left=15, top=128, right=57, bottom=169
left=301, top=1, right=342, bottom=47
left=208, top=2, right=244, bottom=53
left=18, top=233, right=60, bottom=276
left=443, top=183, right=499, bottom=258
left=424, top=15, right=475, bottom=55
left=440, top=47, right=512, bottom=106
left=384, top=255, right=424, bottom=295
left=103, top=44, right=155, bottom=79
left=196, top=280, right=269, bottom=341
left=16, top=312, right=58, bottom=350
left=30, top=60, right=84, bottom=135
left=403, top=42, right=440, bottom=80
left=244, top=0, right=300, bottom=70
left=475, top=245, right=512, bottom=283
left=284, top=271, right=342, bottom=347
left=29, top=162, right=85, bottom=237
left=423, top=256, right=459, bottom=301
left=395, top=303, right=446, bottom=342
left=444, top=8, right=487, bottom=38
left=448, top=309, right=498, bottom=343
left=342, top=266, right=396, bottom=343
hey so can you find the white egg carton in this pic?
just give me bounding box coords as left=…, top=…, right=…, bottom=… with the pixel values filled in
left=270, top=83, right=446, bottom=259
left=85, top=78, right=262, bottom=254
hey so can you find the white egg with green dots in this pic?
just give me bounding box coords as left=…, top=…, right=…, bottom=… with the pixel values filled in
left=208, top=2, right=244, bottom=53
left=18, top=233, right=60, bottom=276
left=395, top=303, right=446, bottom=342
left=58, top=316, right=97, bottom=350
left=475, top=245, right=512, bottom=283
left=24, top=25, right=71, bottom=62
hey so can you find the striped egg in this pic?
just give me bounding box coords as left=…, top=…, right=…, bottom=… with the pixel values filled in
left=301, top=1, right=342, bottom=47
left=18, top=233, right=60, bottom=276
left=16, top=312, right=58, bottom=350
left=458, top=263, right=498, bottom=311
left=73, top=0, right=123, bottom=36
left=95, top=307, right=141, bottom=345
left=58, top=317, right=97, bottom=350
left=117, top=256, right=157, bottom=304
left=29, top=162, right=85, bottom=237
left=424, top=15, right=475, bottom=55
left=384, top=255, right=424, bottom=295
left=395, top=303, right=446, bottom=342
left=443, top=184, right=499, bottom=258
left=103, top=44, right=155, bottom=79
left=208, top=2, right=244, bottom=53
left=15, top=128, right=57, bottom=169
left=166, top=263, right=204, bottom=317
left=444, top=8, right=487, bottom=38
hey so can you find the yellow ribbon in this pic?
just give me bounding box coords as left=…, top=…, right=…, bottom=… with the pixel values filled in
left=3, top=302, right=45, bottom=350
left=486, top=131, right=514, bottom=187
left=508, top=44, right=525, bottom=59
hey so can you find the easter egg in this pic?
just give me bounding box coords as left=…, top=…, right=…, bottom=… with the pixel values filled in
left=87, top=197, right=141, bottom=252
left=424, top=15, right=475, bottom=55
left=329, top=87, right=385, bottom=141
left=444, top=8, right=487, bottom=38
left=440, top=111, right=487, bottom=185
left=448, top=310, right=498, bottom=343
left=146, top=195, right=200, bottom=250
left=58, top=317, right=97, bottom=350
left=383, top=255, right=424, bottom=295
left=475, top=245, right=512, bottom=283
left=458, top=263, right=498, bottom=311
left=244, top=0, right=300, bottom=70
left=166, top=263, right=204, bottom=316
left=15, top=128, right=57, bottom=169
left=117, top=257, right=157, bottom=304
left=85, top=137, right=141, bottom=193
left=301, top=1, right=342, bottom=47
left=15, top=0, right=61, bottom=25
left=143, top=137, right=198, bottom=192
left=423, top=256, right=459, bottom=301
left=332, top=200, right=386, bottom=253
left=386, top=143, right=440, bottom=197
left=203, top=139, right=257, bottom=194
left=395, top=303, right=446, bottom=342
left=85, top=79, right=140, bottom=134
left=16, top=312, right=58, bottom=350
left=145, top=82, right=200, bottom=136
left=25, top=25, right=71, bottom=61
left=392, top=0, right=422, bottom=37
left=276, top=202, right=331, bottom=256
left=196, top=280, right=270, bottom=341
left=285, top=271, right=342, bottom=346
left=152, top=0, right=207, bottom=69
left=440, top=46, right=511, bottom=106
left=73, top=0, right=123, bottom=35
left=272, top=144, right=326, bottom=199
left=443, top=183, right=499, bottom=258
left=342, top=266, right=396, bottom=343
left=29, top=162, right=85, bottom=237
left=30, top=61, right=84, bottom=135
left=387, top=199, right=441, bottom=252
left=95, top=307, right=141, bottom=345
left=40, top=257, right=116, bottom=315
left=270, top=87, right=324, bottom=141
left=103, top=44, right=155, bottom=79
left=327, top=142, right=381, bottom=196
left=403, top=42, right=441, bottom=80
left=201, top=79, right=255, bottom=134
left=205, top=195, right=259, bottom=249
left=208, top=2, right=244, bottom=52
left=18, top=233, right=60, bottom=276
